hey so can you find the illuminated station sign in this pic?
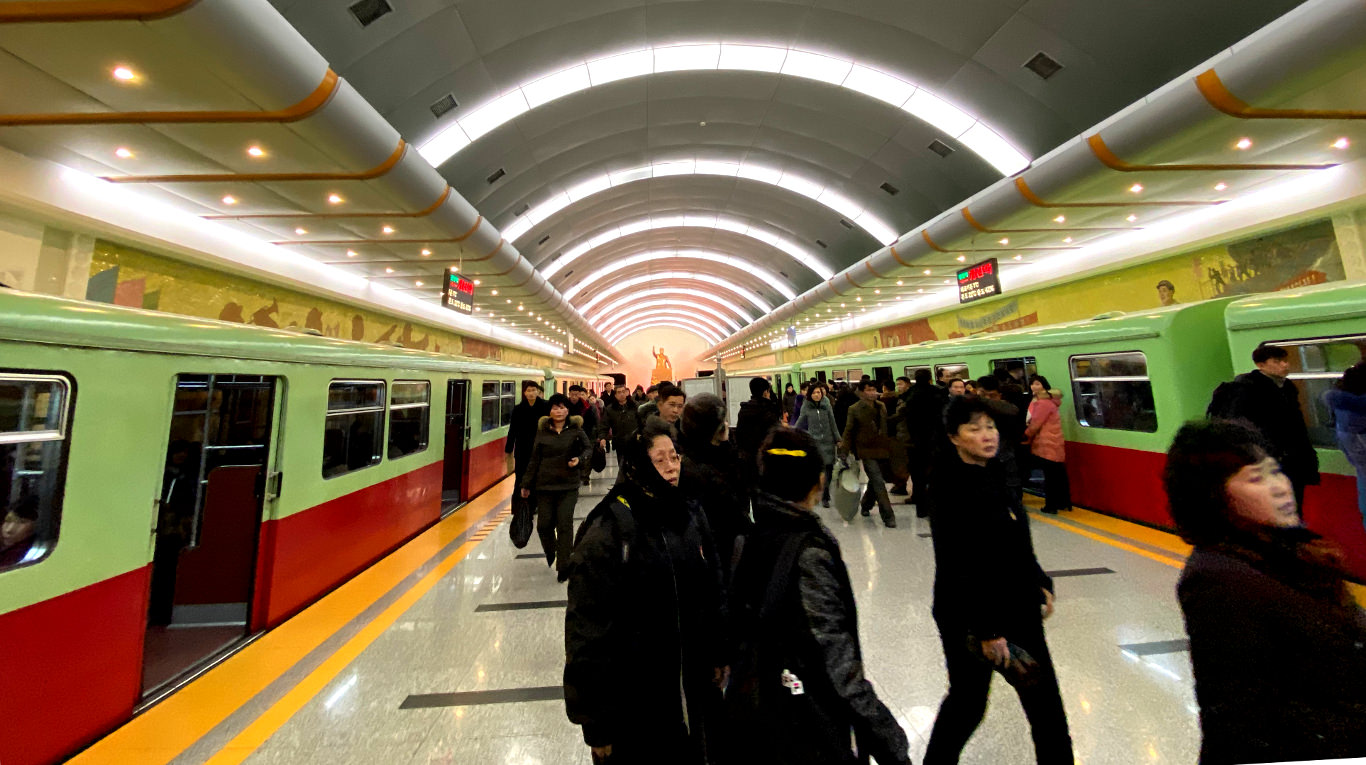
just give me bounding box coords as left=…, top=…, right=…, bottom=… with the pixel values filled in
left=442, top=268, right=475, bottom=314
left=957, top=257, right=1001, bottom=304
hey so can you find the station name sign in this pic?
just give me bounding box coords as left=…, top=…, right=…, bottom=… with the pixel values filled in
left=441, top=268, right=475, bottom=314
left=957, top=257, right=1001, bottom=304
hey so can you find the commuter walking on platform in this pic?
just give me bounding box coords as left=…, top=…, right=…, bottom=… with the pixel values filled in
left=567, top=385, right=599, bottom=486
left=1324, top=361, right=1366, bottom=526
left=564, top=419, right=725, bottom=765
left=925, top=397, right=1072, bottom=765
left=680, top=392, right=747, bottom=561
left=791, top=380, right=810, bottom=423
left=1216, top=344, right=1320, bottom=510
left=905, top=369, right=947, bottom=517
left=839, top=379, right=897, bottom=527
left=597, top=384, right=641, bottom=456
left=737, top=377, right=783, bottom=487
left=726, top=428, right=912, bottom=765
left=521, top=394, right=592, bottom=581
left=506, top=382, right=550, bottom=489
left=638, top=384, right=663, bottom=421
left=1024, top=375, right=1071, bottom=513
left=833, top=383, right=858, bottom=434
left=976, top=376, right=1024, bottom=504
left=782, top=383, right=797, bottom=423
left=796, top=383, right=840, bottom=508
left=1164, top=420, right=1366, bottom=764
left=648, top=383, right=687, bottom=441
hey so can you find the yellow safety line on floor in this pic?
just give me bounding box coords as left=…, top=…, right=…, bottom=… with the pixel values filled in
left=1030, top=514, right=1185, bottom=570
left=71, top=477, right=514, bottom=765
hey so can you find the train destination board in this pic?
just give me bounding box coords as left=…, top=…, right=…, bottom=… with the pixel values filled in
left=957, top=257, right=1002, bottom=304
left=442, top=268, right=475, bottom=314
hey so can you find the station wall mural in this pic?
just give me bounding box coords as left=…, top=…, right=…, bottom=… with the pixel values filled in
left=83, top=240, right=554, bottom=369
left=767, top=218, right=1347, bottom=368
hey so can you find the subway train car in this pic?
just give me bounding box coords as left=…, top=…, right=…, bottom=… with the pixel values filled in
left=758, top=283, right=1366, bottom=575
left=0, top=289, right=547, bottom=765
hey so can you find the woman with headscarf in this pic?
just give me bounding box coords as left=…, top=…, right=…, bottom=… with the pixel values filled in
left=564, top=419, right=726, bottom=765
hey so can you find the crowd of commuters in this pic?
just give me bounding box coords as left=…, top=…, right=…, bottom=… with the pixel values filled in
left=543, top=338, right=1366, bottom=763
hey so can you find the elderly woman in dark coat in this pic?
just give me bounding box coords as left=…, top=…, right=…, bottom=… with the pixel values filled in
left=1165, top=419, right=1366, bottom=764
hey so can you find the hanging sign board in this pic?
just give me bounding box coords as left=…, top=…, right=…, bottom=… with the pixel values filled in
left=442, top=268, right=474, bottom=314
left=957, top=257, right=1001, bottom=304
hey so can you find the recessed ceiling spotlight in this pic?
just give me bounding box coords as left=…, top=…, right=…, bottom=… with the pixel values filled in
left=1333, top=137, right=1350, bottom=150
left=1129, top=183, right=1144, bottom=194
left=1063, top=237, right=1073, bottom=243
left=112, top=66, right=138, bottom=82
left=895, top=279, right=904, bottom=286
left=473, top=279, right=481, bottom=285
left=346, top=250, right=358, bottom=257
left=923, top=269, right=932, bottom=275
left=998, top=237, right=1009, bottom=245
left=221, top=195, right=238, bottom=205
left=856, top=296, right=862, bottom=302
left=917, top=288, right=924, bottom=293
left=450, top=265, right=459, bottom=272
left=295, top=227, right=308, bottom=235
left=491, top=289, right=499, bottom=296
left=327, top=193, right=344, bottom=205
left=381, top=225, right=395, bottom=235
left=415, top=280, right=424, bottom=287
left=956, top=255, right=966, bottom=262
left=1214, top=182, right=1228, bottom=191
left=1235, top=137, right=1252, bottom=150
left=943, top=279, right=951, bottom=284
left=506, top=299, right=512, bottom=304
left=247, top=146, right=266, bottom=158
left=1013, top=254, right=1023, bottom=261
left=114, top=147, right=134, bottom=159
left=874, top=289, right=880, bottom=294
left=421, top=248, right=432, bottom=256
left=384, top=267, right=394, bottom=274
left=1126, top=214, right=1138, bottom=223
left=1053, top=215, right=1065, bottom=223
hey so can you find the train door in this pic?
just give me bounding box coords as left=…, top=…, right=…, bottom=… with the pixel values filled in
left=441, top=379, right=470, bottom=508
left=143, top=374, right=282, bottom=698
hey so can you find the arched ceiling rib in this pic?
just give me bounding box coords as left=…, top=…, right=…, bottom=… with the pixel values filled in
left=561, top=251, right=797, bottom=302
left=593, top=297, right=746, bottom=334
left=587, top=288, right=757, bottom=326
left=600, top=309, right=730, bottom=339
left=608, top=318, right=723, bottom=346
left=579, top=272, right=773, bottom=315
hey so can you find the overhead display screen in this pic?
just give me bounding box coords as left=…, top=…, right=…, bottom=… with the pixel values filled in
left=957, top=257, right=1001, bottom=304
left=442, top=268, right=475, bottom=314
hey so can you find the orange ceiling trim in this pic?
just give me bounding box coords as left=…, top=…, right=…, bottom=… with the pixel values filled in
left=1014, top=177, right=1218, bottom=208
left=508, top=271, right=539, bottom=290
left=827, top=278, right=846, bottom=297
left=454, top=216, right=483, bottom=242
left=1086, top=134, right=1335, bottom=172
left=865, top=261, right=885, bottom=279
left=1196, top=69, right=1366, bottom=119
left=845, top=273, right=862, bottom=290
left=471, top=238, right=505, bottom=263
left=103, top=140, right=406, bottom=183
left=202, top=186, right=452, bottom=220
left=475, top=256, right=522, bottom=278
left=0, top=69, right=340, bottom=126
left=888, top=245, right=913, bottom=268
left=0, top=0, right=196, bottom=22
left=921, top=231, right=949, bottom=252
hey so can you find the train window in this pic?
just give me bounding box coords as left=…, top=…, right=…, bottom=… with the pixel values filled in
left=872, top=366, right=893, bottom=383
left=0, top=374, right=71, bottom=571
left=323, top=380, right=385, bottom=478
left=935, top=363, right=969, bottom=385
left=1068, top=352, right=1157, bottom=433
left=500, top=381, right=516, bottom=427
left=990, top=357, right=1037, bottom=387
left=1268, top=334, right=1366, bottom=449
left=815, top=371, right=826, bottom=383
left=846, top=369, right=863, bottom=381
left=387, top=381, right=430, bottom=460
left=903, top=365, right=930, bottom=382
left=480, top=381, right=502, bottom=433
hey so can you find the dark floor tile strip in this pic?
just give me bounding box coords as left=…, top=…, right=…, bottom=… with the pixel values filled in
left=1044, top=567, right=1115, bottom=578
left=1119, top=638, right=1191, bottom=656
left=400, top=686, right=564, bottom=710
left=515, top=553, right=545, bottom=560
left=475, top=600, right=569, bottom=612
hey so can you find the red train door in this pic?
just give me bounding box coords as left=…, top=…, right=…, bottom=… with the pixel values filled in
left=441, top=379, right=470, bottom=509
left=142, top=374, right=281, bottom=699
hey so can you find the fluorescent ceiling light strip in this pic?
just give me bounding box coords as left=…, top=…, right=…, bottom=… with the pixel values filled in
left=594, top=298, right=743, bottom=333
left=561, top=249, right=797, bottom=301
left=587, top=288, right=756, bottom=326
left=577, top=272, right=772, bottom=315
left=608, top=318, right=723, bottom=346
left=599, top=308, right=728, bottom=338
left=417, top=43, right=1030, bottom=177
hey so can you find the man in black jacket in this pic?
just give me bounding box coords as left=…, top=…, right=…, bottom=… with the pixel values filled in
left=567, top=385, right=599, bottom=486
left=904, top=369, right=946, bottom=517
left=505, top=381, right=550, bottom=488
left=596, top=383, right=641, bottom=455
left=736, top=377, right=782, bottom=487
left=727, top=427, right=911, bottom=765
left=925, top=397, right=1072, bottom=765
left=1223, top=343, right=1321, bottom=510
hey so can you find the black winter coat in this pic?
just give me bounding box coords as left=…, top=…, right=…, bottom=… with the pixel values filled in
left=567, top=398, right=599, bottom=442
left=1178, top=530, right=1366, bottom=764
left=727, top=492, right=911, bottom=765
left=505, top=398, right=551, bottom=462
left=563, top=480, right=725, bottom=752
left=521, top=416, right=592, bottom=491
left=929, top=455, right=1052, bottom=638
left=736, top=396, right=782, bottom=464
left=904, top=382, right=947, bottom=450
left=596, top=398, right=641, bottom=447
left=1227, top=370, right=1321, bottom=488
left=680, top=439, right=749, bottom=561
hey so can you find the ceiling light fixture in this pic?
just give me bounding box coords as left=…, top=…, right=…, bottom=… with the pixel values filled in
left=922, top=269, right=932, bottom=275
left=1129, top=183, right=1144, bottom=194
left=221, top=195, right=237, bottom=205
left=1063, top=237, right=1073, bottom=243
left=998, top=237, right=1009, bottom=245
left=1235, top=137, right=1253, bottom=150
left=956, top=255, right=966, bottom=262
left=327, top=194, right=344, bottom=205
left=1214, top=182, right=1228, bottom=191
left=247, top=146, right=266, bottom=158
left=1053, top=215, right=1065, bottom=223
left=112, top=66, right=138, bottom=82
left=295, top=227, right=308, bottom=235
left=473, top=279, right=481, bottom=285
left=421, top=248, right=432, bottom=256
left=346, top=250, right=358, bottom=258
left=490, top=289, right=499, bottom=296
left=1126, top=214, right=1138, bottom=222
left=384, top=267, right=394, bottom=274
left=382, top=225, right=395, bottom=235
left=114, top=147, right=134, bottom=159
left=415, top=280, right=424, bottom=287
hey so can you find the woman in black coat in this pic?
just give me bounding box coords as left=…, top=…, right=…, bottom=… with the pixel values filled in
left=678, top=392, right=748, bottom=562
left=505, top=381, right=550, bottom=488
left=520, top=393, right=592, bottom=580
left=925, top=397, right=1072, bottom=765
left=1165, top=420, right=1366, bottom=764
left=564, top=419, right=726, bottom=765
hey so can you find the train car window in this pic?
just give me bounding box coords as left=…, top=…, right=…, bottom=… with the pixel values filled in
left=323, top=380, right=385, bottom=478
left=815, top=371, right=827, bottom=383
left=846, top=369, right=863, bottom=381
left=480, top=381, right=502, bottom=433
left=387, top=381, right=430, bottom=460
left=0, top=374, right=71, bottom=571
left=1268, top=334, right=1366, bottom=449
left=990, top=357, right=1037, bottom=385
left=935, top=363, right=969, bottom=385
left=1068, top=352, right=1157, bottom=433
left=832, top=371, right=845, bottom=382
left=903, top=365, right=931, bottom=381
left=500, top=381, right=516, bottom=427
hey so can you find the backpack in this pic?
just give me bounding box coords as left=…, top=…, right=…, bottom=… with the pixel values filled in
left=1206, top=380, right=1246, bottom=420
left=571, top=494, right=636, bottom=564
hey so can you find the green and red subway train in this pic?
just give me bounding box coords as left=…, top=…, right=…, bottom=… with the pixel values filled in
left=746, top=280, right=1366, bottom=575
left=0, top=289, right=607, bottom=765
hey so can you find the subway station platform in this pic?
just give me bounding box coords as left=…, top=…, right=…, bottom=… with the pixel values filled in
left=77, top=457, right=1214, bottom=765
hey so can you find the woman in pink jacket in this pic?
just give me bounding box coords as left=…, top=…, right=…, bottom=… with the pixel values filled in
left=1025, top=375, right=1072, bottom=514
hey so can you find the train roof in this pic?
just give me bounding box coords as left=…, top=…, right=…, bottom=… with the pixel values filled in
left=1224, top=280, right=1366, bottom=333
left=0, top=289, right=548, bottom=377
left=808, top=298, right=1233, bottom=367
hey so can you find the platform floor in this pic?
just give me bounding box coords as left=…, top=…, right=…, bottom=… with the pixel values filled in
left=79, top=456, right=1214, bottom=765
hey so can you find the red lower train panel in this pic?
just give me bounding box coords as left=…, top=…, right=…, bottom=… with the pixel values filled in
left=465, top=438, right=510, bottom=500
left=0, top=567, right=149, bottom=765
left=1067, top=441, right=1366, bottom=578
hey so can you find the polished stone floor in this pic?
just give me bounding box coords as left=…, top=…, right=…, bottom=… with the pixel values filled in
left=232, top=457, right=1198, bottom=765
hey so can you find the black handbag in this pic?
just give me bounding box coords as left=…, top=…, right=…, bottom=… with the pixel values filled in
left=510, top=494, right=534, bottom=549
left=591, top=443, right=607, bottom=473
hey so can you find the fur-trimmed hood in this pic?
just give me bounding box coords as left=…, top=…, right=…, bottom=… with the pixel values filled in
left=538, top=414, right=584, bottom=432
